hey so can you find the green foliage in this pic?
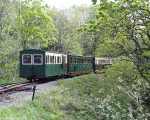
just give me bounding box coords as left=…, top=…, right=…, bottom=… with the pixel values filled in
left=83, top=0, right=150, bottom=80
left=0, top=0, right=21, bottom=83
left=103, top=60, right=150, bottom=119
left=143, top=50, right=150, bottom=57
left=92, top=0, right=97, bottom=4
left=51, top=6, right=94, bottom=55
left=0, top=0, right=57, bottom=84
left=104, top=60, right=139, bottom=83
left=1, top=74, right=149, bottom=119
left=79, top=0, right=150, bottom=117
left=0, top=100, right=63, bottom=120
left=17, top=0, right=57, bottom=48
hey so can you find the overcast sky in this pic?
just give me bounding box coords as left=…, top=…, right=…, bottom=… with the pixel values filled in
left=44, top=0, right=92, bottom=9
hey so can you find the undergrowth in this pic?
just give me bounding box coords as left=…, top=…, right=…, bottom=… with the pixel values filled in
left=0, top=70, right=149, bottom=120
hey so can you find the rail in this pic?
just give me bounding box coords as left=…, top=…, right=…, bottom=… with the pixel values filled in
left=0, top=82, right=31, bottom=94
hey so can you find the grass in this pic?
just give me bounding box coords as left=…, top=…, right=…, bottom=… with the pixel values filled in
left=0, top=77, right=27, bottom=85
left=0, top=74, right=137, bottom=120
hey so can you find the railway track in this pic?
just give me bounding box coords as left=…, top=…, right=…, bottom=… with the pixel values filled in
left=0, top=82, right=32, bottom=94
left=0, top=76, right=62, bottom=95
left=0, top=74, right=86, bottom=95
left=0, top=77, right=60, bottom=95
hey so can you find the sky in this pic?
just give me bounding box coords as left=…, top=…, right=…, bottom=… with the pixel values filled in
left=44, top=0, right=92, bottom=9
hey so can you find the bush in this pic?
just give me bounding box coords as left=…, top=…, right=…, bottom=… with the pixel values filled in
left=0, top=72, right=149, bottom=120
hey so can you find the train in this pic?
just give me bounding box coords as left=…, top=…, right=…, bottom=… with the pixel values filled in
left=19, top=49, right=112, bottom=80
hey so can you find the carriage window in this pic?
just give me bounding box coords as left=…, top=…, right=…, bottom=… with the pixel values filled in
left=60, top=57, right=61, bottom=63
left=22, top=54, right=31, bottom=65
left=47, top=56, right=49, bottom=64
left=70, top=57, right=72, bottom=63
left=86, top=59, right=88, bottom=64
left=50, top=56, right=54, bottom=63
left=72, top=57, right=74, bottom=63
left=54, top=56, right=57, bottom=64
left=46, top=56, right=48, bottom=63
left=62, top=56, right=66, bottom=64
left=89, top=59, right=91, bottom=63
left=96, top=60, right=99, bottom=64
left=57, top=57, right=59, bottom=63
left=76, top=58, right=78, bottom=63
left=87, top=59, right=89, bottom=63
left=34, top=55, right=43, bottom=65
left=57, top=57, right=61, bottom=64
left=75, top=58, right=77, bottom=64
left=46, top=55, right=50, bottom=64
left=81, top=58, right=83, bottom=63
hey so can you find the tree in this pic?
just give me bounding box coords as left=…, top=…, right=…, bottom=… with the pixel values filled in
left=17, top=0, right=57, bottom=49
left=51, top=5, right=93, bottom=55
left=0, top=0, right=57, bottom=83
left=84, top=0, right=150, bottom=81
left=0, top=0, right=20, bottom=82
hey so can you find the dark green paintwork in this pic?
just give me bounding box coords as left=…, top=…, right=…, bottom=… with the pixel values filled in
left=45, top=64, right=67, bottom=76
left=69, top=63, right=92, bottom=73
left=20, top=49, right=45, bottom=79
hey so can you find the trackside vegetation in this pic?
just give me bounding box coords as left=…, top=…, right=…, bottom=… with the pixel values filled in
left=0, top=66, right=149, bottom=120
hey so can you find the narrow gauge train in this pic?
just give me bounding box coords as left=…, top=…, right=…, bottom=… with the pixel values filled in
left=19, top=49, right=112, bottom=80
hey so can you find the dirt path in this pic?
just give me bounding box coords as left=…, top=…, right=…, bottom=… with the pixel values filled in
left=0, top=81, right=57, bottom=108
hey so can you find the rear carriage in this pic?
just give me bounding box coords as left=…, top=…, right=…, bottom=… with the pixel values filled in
left=95, top=57, right=112, bottom=69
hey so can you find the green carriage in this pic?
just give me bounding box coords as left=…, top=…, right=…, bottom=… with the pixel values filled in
left=20, top=49, right=67, bottom=80
left=68, top=55, right=93, bottom=74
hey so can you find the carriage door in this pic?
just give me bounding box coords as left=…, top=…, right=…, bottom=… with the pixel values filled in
left=21, top=54, right=32, bottom=77
left=32, top=54, right=43, bottom=77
